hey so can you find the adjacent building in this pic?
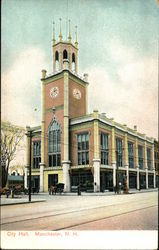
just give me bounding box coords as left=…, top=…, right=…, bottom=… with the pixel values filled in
left=25, top=22, right=156, bottom=192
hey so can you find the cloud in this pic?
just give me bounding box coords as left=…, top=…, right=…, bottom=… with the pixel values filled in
left=2, top=47, right=49, bottom=127
left=87, top=41, right=158, bottom=139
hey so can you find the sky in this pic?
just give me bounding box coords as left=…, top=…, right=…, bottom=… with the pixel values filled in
left=2, top=0, right=159, bottom=139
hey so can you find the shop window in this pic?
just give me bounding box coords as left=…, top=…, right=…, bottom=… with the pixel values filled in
left=101, top=133, right=109, bottom=165
left=33, top=141, right=41, bottom=168
left=77, top=133, right=89, bottom=165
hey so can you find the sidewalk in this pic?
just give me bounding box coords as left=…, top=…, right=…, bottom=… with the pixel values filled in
left=0, top=188, right=158, bottom=206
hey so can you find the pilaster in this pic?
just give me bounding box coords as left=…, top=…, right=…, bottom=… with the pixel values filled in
left=59, top=43, right=63, bottom=70
left=84, top=74, right=89, bottom=115
left=41, top=70, right=47, bottom=167
left=39, top=163, right=44, bottom=192
left=112, top=162, right=116, bottom=188
left=135, top=136, right=139, bottom=168
left=111, top=119, right=116, bottom=163
left=137, top=166, right=140, bottom=190
left=93, top=110, right=99, bottom=159
left=93, top=159, right=100, bottom=192
left=63, top=60, right=70, bottom=192
left=126, top=164, right=129, bottom=189
left=62, top=161, right=71, bottom=192
left=144, top=136, right=148, bottom=170
left=124, top=125, right=129, bottom=189
left=146, top=168, right=148, bottom=189
left=124, top=125, right=129, bottom=166
left=144, top=136, right=148, bottom=189
left=153, top=169, right=156, bottom=188
left=63, top=59, right=69, bottom=161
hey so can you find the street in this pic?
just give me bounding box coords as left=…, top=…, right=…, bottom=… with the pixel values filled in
left=1, top=191, right=158, bottom=231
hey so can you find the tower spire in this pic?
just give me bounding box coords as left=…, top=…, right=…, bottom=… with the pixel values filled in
left=75, top=25, right=78, bottom=48
left=59, top=18, right=62, bottom=42
left=68, top=19, right=71, bottom=43
left=53, top=21, right=56, bottom=45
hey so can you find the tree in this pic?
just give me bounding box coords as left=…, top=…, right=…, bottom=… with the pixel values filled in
left=0, top=121, right=25, bottom=187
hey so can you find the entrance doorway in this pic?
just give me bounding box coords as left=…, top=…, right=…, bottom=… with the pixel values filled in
left=48, top=174, right=58, bottom=189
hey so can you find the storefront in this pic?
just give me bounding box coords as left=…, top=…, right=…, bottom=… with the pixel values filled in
left=100, top=170, right=113, bottom=191
left=129, top=171, right=137, bottom=189
left=71, top=170, right=93, bottom=192
left=139, top=173, right=146, bottom=189
left=148, top=174, right=154, bottom=188
left=27, top=175, right=40, bottom=189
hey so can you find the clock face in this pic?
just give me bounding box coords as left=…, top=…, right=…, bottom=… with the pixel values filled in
left=50, top=87, right=59, bottom=98
left=73, top=88, right=81, bottom=100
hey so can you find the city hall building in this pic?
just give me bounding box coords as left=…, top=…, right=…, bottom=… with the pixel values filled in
left=25, top=23, right=156, bottom=193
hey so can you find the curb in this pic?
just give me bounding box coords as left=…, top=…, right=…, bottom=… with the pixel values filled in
left=0, top=199, right=46, bottom=206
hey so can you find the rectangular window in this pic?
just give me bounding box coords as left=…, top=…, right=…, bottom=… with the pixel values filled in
left=101, top=133, right=109, bottom=165
left=116, top=138, right=122, bottom=167
left=128, top=142, right=134, bottom=168
left=33, top=141, right=41, bottom=168
left=77, top=133, right=89, bottom=165
left=138, top=145, right=143, bottom=169
left=147, top=148, right=151, bottom=170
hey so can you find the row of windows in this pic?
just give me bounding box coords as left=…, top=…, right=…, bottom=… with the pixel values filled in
left=32, top=132, right=152, bottom=169
left=55, top=50, right=75, bottom=63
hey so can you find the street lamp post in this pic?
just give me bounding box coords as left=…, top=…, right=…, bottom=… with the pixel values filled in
left=28, top=130, right=32, bottom=202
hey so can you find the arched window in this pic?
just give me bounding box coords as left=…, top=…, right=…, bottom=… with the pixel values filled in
left=72, top=53, right=76, bottom=72
left=63, top=49, right=68, bottom=59
left=55, top=51, right=59, bottom=61
left=55, top=51, right=59, bottom=71
left=72, top=53, right=75, bottom=63
left=48, top=119, right=61, bottom=167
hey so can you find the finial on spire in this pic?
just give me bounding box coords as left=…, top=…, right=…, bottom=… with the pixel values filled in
left=59, top=18, right=62, bottom=42
left=75, top=25, right=78, bottom=48
left=68, top=19, right=71, bottom=43
left=53, top=21, right=55, bottom=44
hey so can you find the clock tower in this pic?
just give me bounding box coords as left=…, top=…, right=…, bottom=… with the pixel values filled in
left=40, top=19, right=89, bottom=192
